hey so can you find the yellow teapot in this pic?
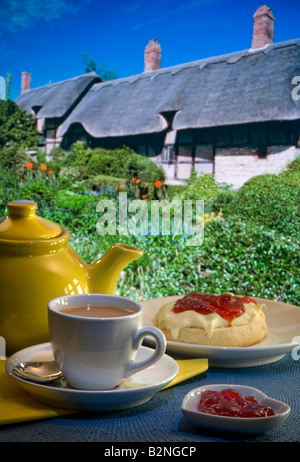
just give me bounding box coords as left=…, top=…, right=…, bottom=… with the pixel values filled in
left=0, top=200, right=143, bottom=355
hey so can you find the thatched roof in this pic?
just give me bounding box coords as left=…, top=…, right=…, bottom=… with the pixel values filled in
left=16, top=39, right=300, bottom=139
left=57, top=39, right=300, bottom=139
left=15, top=72, right=101, bottom=119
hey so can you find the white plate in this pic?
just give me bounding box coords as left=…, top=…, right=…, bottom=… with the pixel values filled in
left=181, top=384, right=290, bottom=434
left=5, top=343, right=179, bottom=412
left=142, top=296, right=300, bottom=367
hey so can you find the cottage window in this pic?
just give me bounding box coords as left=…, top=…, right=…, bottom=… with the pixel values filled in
left=162, top=146, right=175, bottom=163
left=195, top=145, right=213, bottom=162
left=177, top=145, right=192, bottom=157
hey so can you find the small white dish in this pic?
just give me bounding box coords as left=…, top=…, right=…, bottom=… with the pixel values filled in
left=6, top=343, right=179, bottom=412
left=181, top=384, right=290, bottom=434
left=142, top=296, right=300, bottom=367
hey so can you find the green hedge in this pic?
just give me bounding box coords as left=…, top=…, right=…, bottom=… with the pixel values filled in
left=219, top=173, right=300, bottom=237
left=67, top=215, right=299, bottom=306
left=88, top=174, right=126, bottom=190
left=87, top=147, right=165, bottom=182
left=175, top=173, right=232, bottom=213
left=124, top=155, right=165, bottom=182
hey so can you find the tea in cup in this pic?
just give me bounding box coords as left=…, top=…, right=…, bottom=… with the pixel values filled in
left=48, top=294, right=166, bottom=390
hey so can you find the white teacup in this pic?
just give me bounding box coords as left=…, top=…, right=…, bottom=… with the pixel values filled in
left=48, top=294, right=166, bottom=390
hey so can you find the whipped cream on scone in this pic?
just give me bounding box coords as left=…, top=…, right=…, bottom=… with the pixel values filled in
left=153, top=292, right=268, bottom=347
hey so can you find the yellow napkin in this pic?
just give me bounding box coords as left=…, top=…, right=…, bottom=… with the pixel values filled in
left=0, top=359, right=75, bottom=425
left=0, top=357, right=208, bottom=426
left=163, top=358, right=208, bottom=389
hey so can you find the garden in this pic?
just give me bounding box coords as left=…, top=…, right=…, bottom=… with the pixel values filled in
left=0, top=100, right=299, bottom=306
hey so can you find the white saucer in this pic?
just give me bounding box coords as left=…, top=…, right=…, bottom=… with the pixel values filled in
left=181, top=384, right=290, bottom=434
left=6, top=343, right=179, bottom=412
left=142, top=296, right=300, bottom=367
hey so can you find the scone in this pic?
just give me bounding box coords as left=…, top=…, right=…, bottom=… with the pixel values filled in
left=153, top=292, right=268, bottom=347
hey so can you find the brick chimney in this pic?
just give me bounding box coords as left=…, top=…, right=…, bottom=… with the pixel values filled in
left=251, top=5, right=275, bottom=49
left=21, top=71, right=31, bottom=94
left=144, top=39, right=161, bottom=72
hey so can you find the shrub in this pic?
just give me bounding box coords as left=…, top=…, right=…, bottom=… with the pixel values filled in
left=89, top=174, right=126, bottom=190
left=87, top=146, right=135, bottom=178
left=87, top=147, right=165, bottom=184
left=87, top=152, right=115, bottom=176
left=0, top=144, right=33, bottom=180
left=222, top=174, right=300, bottom=237
left=124, top=155, right=165, bottom=182
left=175, top=174, right=220, bottom=212
left=211, top=189, right=236, bottom=213
left=59, top=166, right=82, bottom=181
left=47, top=146, right=70, bottom=176
left=47, top=192, right=100, bottom=233
left=280, top=155, right=300, bottom=181
left=196, top=216, right=299, bottom=305
left=0, top=100, right=39, bottom=149
left=166, top=184, right=187, bottom=200
left=20, top=180, right=56, bottom=208
left=67, top=213, right=299, bottom=305
left=0, top=170, right=21, bottom=215
left=49, top=146, right=66, bottom=162
left=72, top=141, right=93, bottom=166
left=176, top=174, right=218, bottom=199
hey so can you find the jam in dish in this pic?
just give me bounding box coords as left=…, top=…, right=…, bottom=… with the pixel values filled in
left=173, top=292, right=257, bottom=325
left=197, top=389, right=275, bottom=418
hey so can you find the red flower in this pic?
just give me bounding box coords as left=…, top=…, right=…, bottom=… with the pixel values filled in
left=48, top=170, right=53, bottom=174
left=41, top=163, right=47, bottom=171
left=141, top=194, right=147, bottom=199
left=119, top=184, right=125, bottom=188
left=155, top=180, right=162, bottom=187
left=26, top=162, right=33, bottom=169
left=132, top=177, right=136, bottom=181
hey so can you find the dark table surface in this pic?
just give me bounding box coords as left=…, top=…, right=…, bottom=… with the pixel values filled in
left=0, top=352, right=299, bottom=444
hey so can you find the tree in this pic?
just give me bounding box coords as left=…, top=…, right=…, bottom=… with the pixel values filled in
left=0, top=99, right=39, bottom=149
left=81, top=52, right=119, bottom=81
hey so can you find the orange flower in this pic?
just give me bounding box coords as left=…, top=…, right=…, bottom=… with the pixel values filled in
left=132, top=177, right=136, bottom=181
left=41, top=163, right=47, bottom=171
left=136, top=179, right=141, bottom=184
left=26, top=162, right=33, bottom=169
left=48, top=170, right=53, bottom=174
left=155, top=180, right=162, bottom=187
left=119, top=184, right=125, bottom=188
left=141, top=194, right=147, bottom=199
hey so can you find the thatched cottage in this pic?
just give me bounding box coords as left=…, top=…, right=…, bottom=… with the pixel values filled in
left=16, top=5, right=300, bottom=188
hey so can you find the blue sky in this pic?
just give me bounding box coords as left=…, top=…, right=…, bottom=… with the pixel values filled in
left=1, top=0, right=299, bottom=101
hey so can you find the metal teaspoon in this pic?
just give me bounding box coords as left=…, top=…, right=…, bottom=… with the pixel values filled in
left=13, top=360, right=63, bottom=383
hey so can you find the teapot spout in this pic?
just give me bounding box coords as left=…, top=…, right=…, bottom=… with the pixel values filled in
left=87, top=243, right=143, bottom=294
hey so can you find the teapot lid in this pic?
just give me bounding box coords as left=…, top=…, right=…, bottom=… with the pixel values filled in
left=0, top=201, right=62, bottom=240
